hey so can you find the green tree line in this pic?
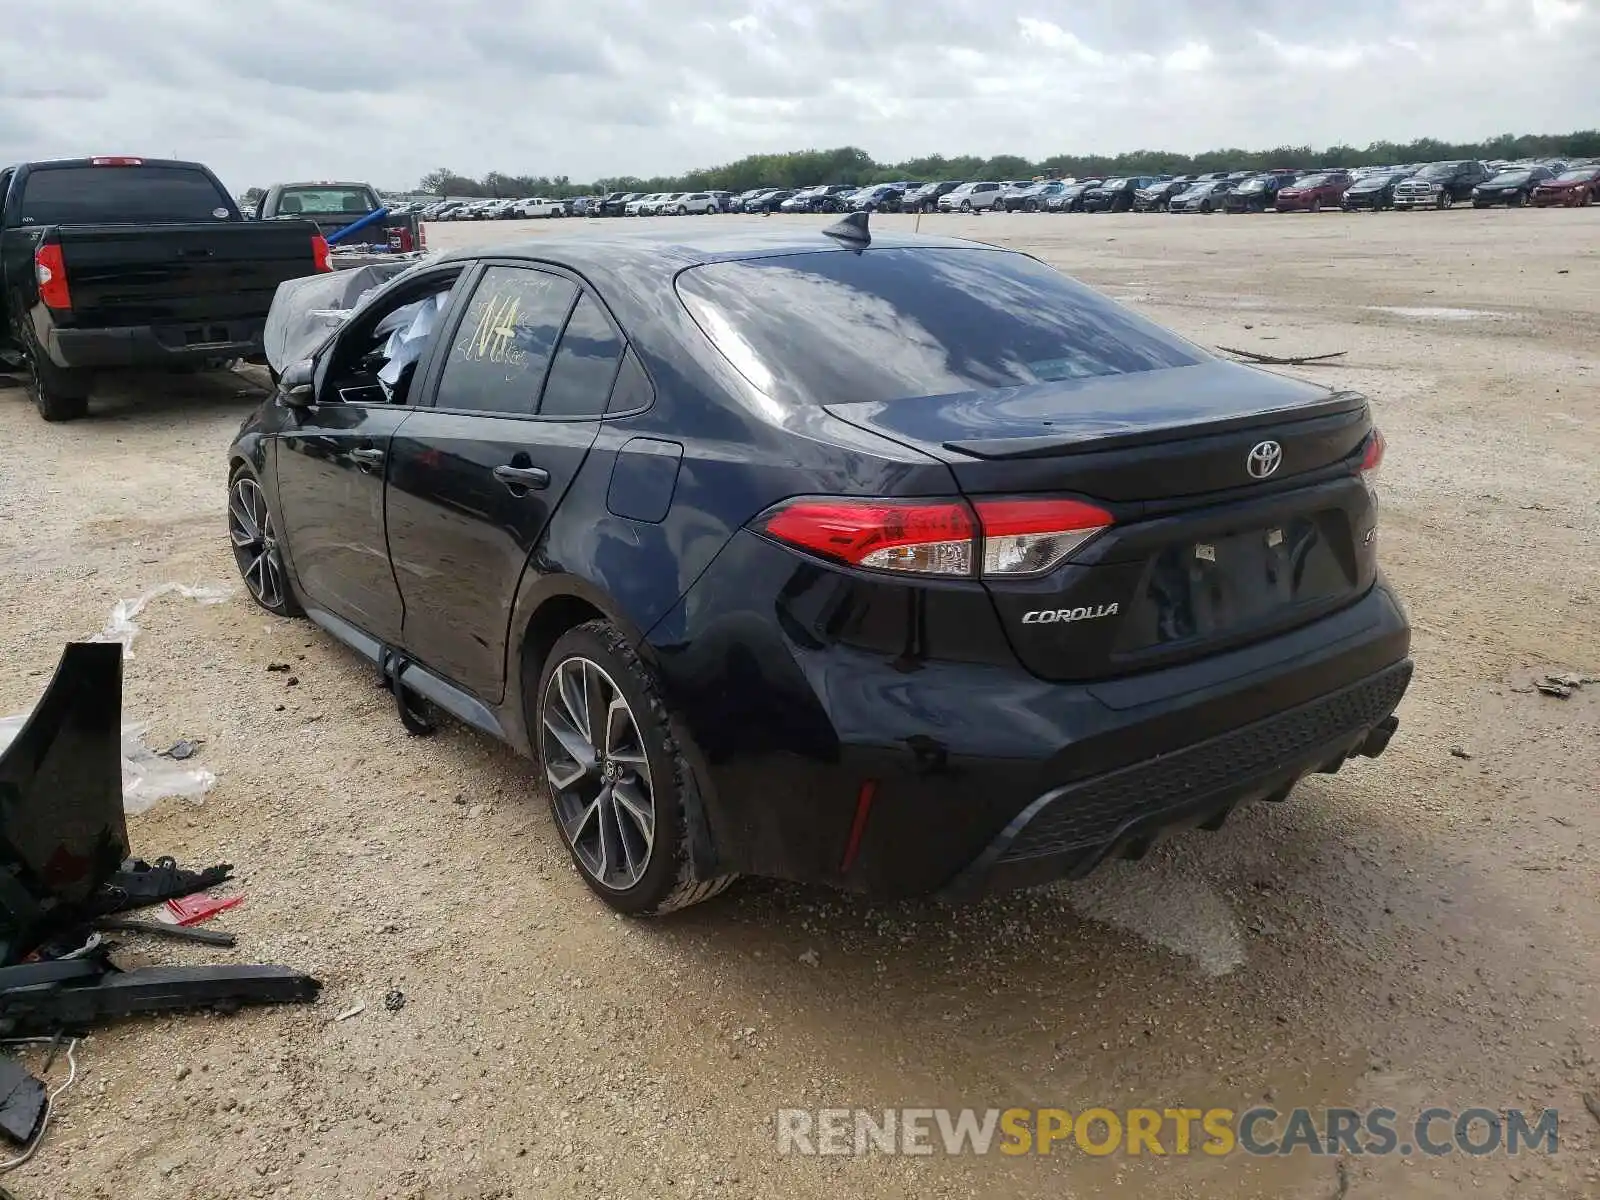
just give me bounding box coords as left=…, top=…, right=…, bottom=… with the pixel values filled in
left=416, top=130, right=1600, bottom=198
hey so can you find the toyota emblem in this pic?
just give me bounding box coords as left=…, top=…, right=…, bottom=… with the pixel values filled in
left=1247, top=440, right=1283, bottom=480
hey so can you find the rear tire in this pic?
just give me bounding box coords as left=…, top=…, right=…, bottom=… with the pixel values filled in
left=537, top=621, right=738, bottom=916
left=26, top=343, right=91, bottom=422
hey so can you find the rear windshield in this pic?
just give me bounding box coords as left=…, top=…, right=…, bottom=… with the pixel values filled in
left=275, top=186, right=375, bottom=216
left=676, top=248, right=1204, bottom=407
left=17, top=165, right=233, bottom=225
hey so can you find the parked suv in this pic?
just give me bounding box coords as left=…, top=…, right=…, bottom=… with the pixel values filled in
left=1392, top=161, right=1491, bottom=210
left=1133, top=177, right=1193, bottom=212
left=1224, top=171, right=1299, bottom=213
left=671, top=193, right=720, bottom=215
left=902, top=181, right=964, bottom=212
left=1083, top=176, right=1166, bottom=213
left=938, top=182, right=1004, bottom=212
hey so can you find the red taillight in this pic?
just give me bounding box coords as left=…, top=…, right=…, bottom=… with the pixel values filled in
left=418, top=222, right=428, bottom=249
left=89, top=156, right=143, bottom=166
left=34, top=244, right=71, bottom=309
left=759, top=498, right=976, bottom=576
left=1360, top=428, right=1385, bottom=477
left=973, top=497, right=1114, bottom=577
left=312, top=234, right=331, bottom=272
left=757, top=495, right=1115, bottom=578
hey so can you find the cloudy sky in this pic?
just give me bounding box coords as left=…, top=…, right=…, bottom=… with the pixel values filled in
left=2, top=0, right=1595, bottom=192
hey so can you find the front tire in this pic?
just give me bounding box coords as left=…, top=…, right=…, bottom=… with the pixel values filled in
left=1438, top=191, right=1454, bottom=210
left=228, top=465, right=302, bottom=616
left=537, top=621, right=737, bottom=916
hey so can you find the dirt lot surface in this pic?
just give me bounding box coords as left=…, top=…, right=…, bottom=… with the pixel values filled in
left=0, top=208, right=1596, bottom=1199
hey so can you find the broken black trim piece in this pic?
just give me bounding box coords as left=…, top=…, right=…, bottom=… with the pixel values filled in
left=0, top=961, right=322, bottom=1037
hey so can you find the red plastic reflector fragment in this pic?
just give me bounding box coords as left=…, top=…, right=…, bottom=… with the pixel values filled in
left=760, top=497, right=975, bottom=575
left=89, top=156, right=143, bottom=166
left=34, top=244, right=71, bottom=309
left=162, top=893, right=243, bottom=926
left=1360, top=428, right=1385, bottom=474
left=312, top=234, right=332, bottom=272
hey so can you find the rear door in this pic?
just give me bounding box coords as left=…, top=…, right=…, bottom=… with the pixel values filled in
left=384, top=263, right=624, bottom=702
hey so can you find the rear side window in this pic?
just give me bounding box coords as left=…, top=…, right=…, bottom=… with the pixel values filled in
left=539, top=294, right=625, bottom=418
left=17, top=166, right=234, bottom=225
left=434, top=266, right=577, bottom=415
left=676, top=248, right=1205, bottom=408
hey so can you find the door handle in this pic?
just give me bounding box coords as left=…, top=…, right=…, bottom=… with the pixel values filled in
left=493, top=464, right=550, bottom=491
left=350, top=447, right=385, bottom=470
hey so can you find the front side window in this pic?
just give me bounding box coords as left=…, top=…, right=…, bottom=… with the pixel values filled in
left=434, top=267, right=577, bottom=415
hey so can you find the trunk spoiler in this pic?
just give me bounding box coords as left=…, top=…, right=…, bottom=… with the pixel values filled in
left=942, top=390, right=1370, bottom=461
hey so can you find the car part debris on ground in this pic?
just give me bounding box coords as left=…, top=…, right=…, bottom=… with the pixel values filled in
left=0, top=641, right=321, bottom=1172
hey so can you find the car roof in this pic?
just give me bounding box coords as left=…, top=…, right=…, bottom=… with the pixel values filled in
left=437, top=226, right=987, bottom=282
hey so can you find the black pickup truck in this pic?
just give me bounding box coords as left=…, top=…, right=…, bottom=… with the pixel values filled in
left=1, top=157, right=328, bottom=420
left=253, top=181, right=423, bottom=252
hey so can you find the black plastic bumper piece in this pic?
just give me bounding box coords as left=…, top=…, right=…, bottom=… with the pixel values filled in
left=0, top=962, right=322, bottom=1037
left=47, top=321, right=266, bottom=369
left=944, top=659, right=1413, bottom=896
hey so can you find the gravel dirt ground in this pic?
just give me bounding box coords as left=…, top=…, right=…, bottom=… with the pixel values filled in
left=0, top=208, right=1595, bottom=1199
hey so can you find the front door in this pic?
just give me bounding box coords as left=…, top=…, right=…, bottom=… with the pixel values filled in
left=272, top=268, right=463, bottom=642
left=384, top=264, right=625, bottom=703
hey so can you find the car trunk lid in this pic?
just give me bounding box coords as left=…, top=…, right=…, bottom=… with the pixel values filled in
left=824, top=360, right=1379, bottom=680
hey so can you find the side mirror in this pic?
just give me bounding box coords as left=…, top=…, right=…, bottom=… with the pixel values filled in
left=280, top=359, right=315, bottom=407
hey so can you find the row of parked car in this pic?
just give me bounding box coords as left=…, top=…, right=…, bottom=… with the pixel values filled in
left=400, top=159, right=1600, bottom=225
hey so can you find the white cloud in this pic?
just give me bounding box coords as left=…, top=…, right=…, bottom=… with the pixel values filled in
left=0, top=0, right=1593, bottom=192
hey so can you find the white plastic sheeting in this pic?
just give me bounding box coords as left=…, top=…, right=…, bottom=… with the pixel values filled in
left=0, top=716, right=215, bottom=816
left=92, top=583, right=229, bottom=655
left=0, top=582, right=232, bottom=813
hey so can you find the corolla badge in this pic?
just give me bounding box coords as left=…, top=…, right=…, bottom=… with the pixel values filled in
left=1021, top=604, right=1119, bottom=625
left=1247, top=440, right=1283, bottom=480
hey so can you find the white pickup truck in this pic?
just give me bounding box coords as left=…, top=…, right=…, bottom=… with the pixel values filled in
left=509, top=197, right=567, bottom=218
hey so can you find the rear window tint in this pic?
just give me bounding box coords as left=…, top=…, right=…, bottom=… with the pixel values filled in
left=275, top=187, right=374, bottom=216
left=676, top=248, right=1204, bottom=407
left=18, top=166, right=232, bottom=225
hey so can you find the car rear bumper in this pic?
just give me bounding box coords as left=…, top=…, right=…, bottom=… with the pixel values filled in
left=942, top=658, right=1410, bottom=896
left=651, top=530, right=1413, bottom=898
left=44, top=320, right=266, bottom=369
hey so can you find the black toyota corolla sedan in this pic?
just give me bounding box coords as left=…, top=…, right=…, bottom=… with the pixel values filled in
left=228, top=219, right=1412, bottom=915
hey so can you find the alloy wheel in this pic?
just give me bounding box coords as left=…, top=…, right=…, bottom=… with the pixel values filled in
left=228, top=476, right=288, bottom=610
left=541, top=656, right=655, bottom=892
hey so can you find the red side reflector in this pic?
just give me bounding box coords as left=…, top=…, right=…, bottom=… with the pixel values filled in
left=89, top=156, right=143, bottom=166
left=34, top=244, right=71, bottom=310
left=839, top=780, right=878, bottom=873
left=311, top=234, right=332, bottom=273
left=1360, top=428, right=1385, bottom=475
left=759, top=497, right=975, bottom=576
